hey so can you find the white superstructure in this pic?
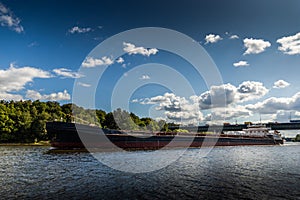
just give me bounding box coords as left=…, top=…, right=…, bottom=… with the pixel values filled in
left=224, top=124, right=279, bottom=137
left=242, top=125, right=270, bottom=137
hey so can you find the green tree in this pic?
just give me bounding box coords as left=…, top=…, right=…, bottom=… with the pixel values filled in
left=141, top=117, right=160, bottom=132
left=103, top=112, right=118, bottom=129
left=295, top=134, right=300, bottom=142
left=61, top=103, right=73, bottom=122
left=158, top=119, right=168, bottom=131
left=0, top=104, right=14, bottom=142
left=96, top=110, right=106, bottom=127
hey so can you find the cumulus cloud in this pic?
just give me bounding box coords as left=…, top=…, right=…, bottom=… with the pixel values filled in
left=277, top=32, right=300, bottom=55
left=53, top=68, right=83, bottom=78
left=133, top=81, right=269, bottom=123
left=198, top=84, right=235, bottom=109
left=82, top=56, right=114, bottom=68
left=0, top=64, right=52, bottom=101
left=123, top=42, right=158, bottom=56
left=0, top=64, right=51, bottom=93
left=229, top=35, right=239, bottom=39
left=196, top=81, right=268, bottom=109
left=273, top=80, right=290, bottom=89
left=129, top=81, right=300, bottom=123
left=0, top=2, right=24, bottom=33
left=237, top=81, right=269, bottom=102
left=246, top=92, right=300, bottom=115
left=224, top=106, right=252, bottom=119
left=116, top=57, right=124, bottom=64
left=28, top=41, right=39, bottom=48
left=26, top=90, right=70, bottom=101
left=203, top=106, right=251, bottom=122
left=77, top=82, right=91, bottom=87
left=233, top=60, right=249, bottom=67
left=246, top=97, right=290, bottom=115
left=0, top=92, right=23, bottom=101
left=131, top=99, right=139, bottom=103
left=165, top=110, right=203, bottom=122
left=140, top=93, right=189, bottom=111
left=243, top=38, right=271, bottom=55
left=68, top=26, right=92, bottom=34
left=136, top=93, right=202, bottom=123
left=205, top=34, right=223, bottom=44
left=139, top=75, right=150, bottom=80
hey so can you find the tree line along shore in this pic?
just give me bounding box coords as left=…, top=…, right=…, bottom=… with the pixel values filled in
left=0, top=100, right=178, bottom=143
left=1, top=100, right=299, bottom=144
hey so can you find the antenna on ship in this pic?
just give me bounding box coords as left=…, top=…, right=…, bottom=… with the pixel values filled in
left=259, top=113, right=262, bottom=125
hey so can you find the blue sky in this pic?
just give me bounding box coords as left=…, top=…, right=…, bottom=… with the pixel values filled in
left=1, top=0, right=300, bottom=128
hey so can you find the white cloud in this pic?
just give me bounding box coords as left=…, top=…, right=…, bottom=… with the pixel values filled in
left=0, top=3, right=8, bottom=13
left=68, top=26, right=92, bottom=34
left=198, top=83, right=236, bottom=109
left=229, top=35, right=239, bottom=39
left=139, top=75, right=150, bottom=80
left=0, top=64, right=51, bottom=101
left=197, top=82, right=268, bottom=108
left=131, top=99, right=139, bottom=103
left=0, top=2, right=24, bottom=33
left=0, top=64, right=51, bottom=93
left=77, top=82, right=91, bottom=87
left=237, top=81, right=269, bottom=102
left=53, top=68, right=83, bottom=78
left=139, top=94, right=180, bottom=108
left=205, top=34, right=223, bottom=44
left=246, top=96, right=291, bottom=115
left=123, top=42, right=158, bottom=56
left=26, top=90, right=70, bottom=101
left=246, top=92, right=300, bottom=116
left=203, top=106, right=251, bottom=122
left=28, top=41, right=39, bottom=48
left=133, top=93, right=202, bottom=123
left=277, top=32, right=300, bottom=55
left=243, top=38, right=271, bottom=55
left=116, top=57, right=124, bottom=64
left=82, top=56, right=114, bottom=68
left=140, top=93, right=189, bottom=111
left=0, top=92, right=23, bottom=101
left=273, top=80, right=290, bottom=89
left=233, top=60, right=249, bottom=67
left=165, top=110, right=203, bottom=122
left=133, top=81, right=269, bottom=123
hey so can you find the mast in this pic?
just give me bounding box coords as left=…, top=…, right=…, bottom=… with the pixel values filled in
left=259, top=113, right=262, bottom=124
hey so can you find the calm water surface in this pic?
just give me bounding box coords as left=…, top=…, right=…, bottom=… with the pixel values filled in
left=0, top=143, right=299, bottom=199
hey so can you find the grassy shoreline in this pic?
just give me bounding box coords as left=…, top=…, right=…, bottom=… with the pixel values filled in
left=0, top=141, right=51, bottom=146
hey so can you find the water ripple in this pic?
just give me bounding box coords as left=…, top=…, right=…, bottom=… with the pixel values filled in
left=0, top=144, right=299, bottom=199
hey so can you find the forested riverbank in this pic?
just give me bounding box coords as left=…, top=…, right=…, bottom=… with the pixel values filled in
left=0, top=100, right=172, bottom=143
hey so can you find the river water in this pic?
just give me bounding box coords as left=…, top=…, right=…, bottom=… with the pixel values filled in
left=0, top=143, right=299, bottom=199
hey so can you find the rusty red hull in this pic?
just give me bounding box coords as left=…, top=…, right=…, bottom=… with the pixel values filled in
left=47, top=122, right=282, bottom=150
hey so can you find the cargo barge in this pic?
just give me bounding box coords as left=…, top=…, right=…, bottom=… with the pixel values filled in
left=46, top=122, right=283, bottom=150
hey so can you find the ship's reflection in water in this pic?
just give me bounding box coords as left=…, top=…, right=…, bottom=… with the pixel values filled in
left=0, top=144, right=299, bottom=199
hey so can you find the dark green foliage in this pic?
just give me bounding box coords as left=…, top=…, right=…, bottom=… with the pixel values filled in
left=96, top=110, right=106, bottom=127
left=0, top=100, right=169, bottom=143
left=102, top=112, right=118, bottom=129
left=0, top=100, right=65, bottom=142
left=294, top=134, right=300, bottom=142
